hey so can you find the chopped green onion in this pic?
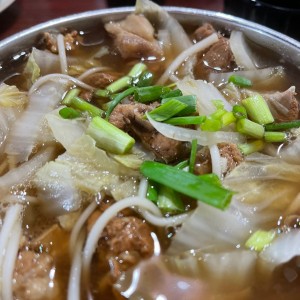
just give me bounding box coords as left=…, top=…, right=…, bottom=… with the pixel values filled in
left=59, top=107, right=81, bottom=119
left=106, top=87, right=136, bottom=119
left=242, top=94, right=274, bottom=125
left=106, top=76, right=132, bottom=94
left=157, top=185, right=185, bottom=214
left=265, top=120, right=300, bottom=131
left=175, top=160, right=189, bottom=169
left=189, top=139, right=198, bottom=174
left=245, top=230, right=276, bottom=252
left=62, top=88, right=80, bottom=105
left=264, top=131, right=287, bottom=143
left=232, top=105, right=247, bottom=119
left=162, top=89, right=183, bottom=99
left=198, top=173, right=222, bottom=187
left=140, top=161, right=234, bottom=210
left=134, top=86, right=170, bottom=103
left=162, top=95, right=197, bottom=116
left=94, top=89, right=110, bottom=98
left=221, top=111, right=236, bottom=126
left=212, top=100, right=225, bottom=109
left=238, top=140, right=265, bottom=155
left=147, top=180, right=159, bottom=202
left=164, top=116, right=206, bottom=126
left=148, top=99, right=188, bottom=122
left=236, top=118, right=265, bottom=139
left=228, top=74, right=252, bottom=87
left=69, top=96, right=104, bottom=117
left=136, top=71, right=154, bottom=87
left=128, top=62, right=147, bottom=79
left=201, top=117, right=223, bottom=132
left=87, top=116, right=135, bottom=154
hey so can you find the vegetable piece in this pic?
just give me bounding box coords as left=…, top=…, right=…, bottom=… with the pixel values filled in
left=161, top=95, right=197, bottom=116
left=87, top=116, right=135, bottom=154
left=264, top=131, right=287, bottom=143
left=136, top=71, right=154, bottom=87
left=238, top=140, right=265, bottom=155
left=162, top=89, right=183, bottom=99
left=128, top=62, right=147, bottom=79
left=157, top=185, right=185, bottom=214
left=106, top=76, right=132, bottom=94
left=140, top=161, right=234, bottom=210
left=245, top=230, right=276, bottom=252
left=0, top=83, right=27, bottom=107
left=68, top=96, right=104, bottom=117
left=59, top=107, right=81, bottom=119
left=228, top=74, right=252, bottom=87
left=242, top=94, right=274, bottom=125
left=94, top=89, right=110, bottom=98
left=106, top=86, right=136, bottom=119
left=236, top=118, right=265, bottom=139
left=200, top=117, right=223, bottom=132
left=232, top=105, right=247, bottom=119
left=62, top=88, right=81, bottom=105
left=189, top=139, right=197, bottom=173
left=265, top=120, right=300, bottom=131
left=147, top=180, right=159, bottom=202
left=164, top=116, right=206, bottom=126
left=148, top=99, right=188, bottom=121
left=134, top=86, right=170, bottom=103
left=198, top=173, right=223, bottom=187
left=221, top=111, right=236, bottom=126
left=175, top=160, right=189, bottom=169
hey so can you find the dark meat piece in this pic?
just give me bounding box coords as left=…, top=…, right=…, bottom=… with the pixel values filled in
left=263, top=86, right=299, bottom=122
left=105, top=14, right=163, bottom=59
left=193, top=23, right=216, bottom=41
left=84, top=72, right=119, bottom=89
left=194, top=37, right=236, bottom=79
left=109, top=103, right=190, bottom=163
left=194, top=143, right=243, bottom=175
left=40, top=30, right=79, bottom=54
left=218, top=142, right=244, bottom=174
left=194, top=146, right=212, bottom=175
left=13, top=250, right=58, bottom=300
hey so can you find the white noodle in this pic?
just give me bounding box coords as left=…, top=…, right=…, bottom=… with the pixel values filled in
left=209, top=144, right=222, bottom=178
left=57, top=34, right=68, bottom=74
left=68, top=230, right=85, bottom=300
left=82, top=196, right=162, bottom=290
left=2, top=215, right=22, bottom=300
left=157, top=33, right=219, bottom=85
left=78, top=67, right=111, bottom=81
left=69, top=200, right=98, bottom=257
left=2, top=194, right=38, bottom=204
left=29, top=73, right=94, bottom=95
left=0, top=204, right=22, bottom=296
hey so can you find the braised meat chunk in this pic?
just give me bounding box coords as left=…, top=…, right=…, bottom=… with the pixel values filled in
left=39, top=30, right=80, bottom=53
left=194, top=37, right=236, bottom=79
left=263, top=86, right=299, bottom=122
left=109, top=102, right=190, bottom=163
left=13, top=251, right=58, bottom=300
left=193, top=23, right=216, bottom=41
left=105, top=14, right=163, bottom=59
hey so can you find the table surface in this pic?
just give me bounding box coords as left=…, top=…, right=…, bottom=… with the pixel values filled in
left=0, top=0, right=224, bottom=41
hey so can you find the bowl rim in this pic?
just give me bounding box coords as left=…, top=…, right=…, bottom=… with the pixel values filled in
left=1, top=6, right=300, bottom=49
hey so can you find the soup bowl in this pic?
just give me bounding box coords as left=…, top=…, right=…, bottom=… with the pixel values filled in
left=0, top=2, right=300, bottom=299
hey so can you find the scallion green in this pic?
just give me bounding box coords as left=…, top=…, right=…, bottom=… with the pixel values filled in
left=236, top=118, right=265, bottom=139
left=189, top=139, right=198, bottom=174
left=59, top=107, right=81, bottom=119
left=265, top=120, right=300, bottom=131
left=164, top=116, right=206, bottom=126
left=228, top=74, right=252, bottom=87
left=264, top=131, right=287, bottom=143
left=238, top=140, right=265, bottom=155
left=245, top=230, right=276, bottom=252
left=140, top=161, right=234, bottom=210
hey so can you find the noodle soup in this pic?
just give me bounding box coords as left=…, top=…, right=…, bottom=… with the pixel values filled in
left=1, top=1, right=300, bottom=299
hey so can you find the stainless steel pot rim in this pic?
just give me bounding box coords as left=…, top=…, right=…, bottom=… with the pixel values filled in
left=1, top=6, right=300, bottom=50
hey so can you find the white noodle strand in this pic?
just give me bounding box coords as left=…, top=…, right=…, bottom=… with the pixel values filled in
left=209, top=144, right=222, bottom=178
left=29, top=74, right=95, bottom=95
left=57, top=34, right=68, bottom=74
left=78, top=67, right=111, bottom=81
left=2, top=216, right=22, bottom=300
left=68, top=230, right=85, bottom=300
left=157, top=33, right=219, bottom=85
left=69, top=200, right=98, bottom=257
